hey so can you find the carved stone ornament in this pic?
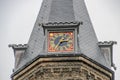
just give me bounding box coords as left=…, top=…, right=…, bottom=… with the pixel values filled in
left=15, top=62, right=110, bottom=80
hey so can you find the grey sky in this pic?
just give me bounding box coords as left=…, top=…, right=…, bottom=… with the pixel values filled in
left=0, top=0, right=120, bottom=80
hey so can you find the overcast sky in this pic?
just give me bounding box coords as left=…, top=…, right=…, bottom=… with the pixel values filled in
left=0, top=0, right=120, bottom=80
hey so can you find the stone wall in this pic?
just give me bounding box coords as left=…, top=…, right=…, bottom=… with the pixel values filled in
left=15, top=62, right=110, bottom=80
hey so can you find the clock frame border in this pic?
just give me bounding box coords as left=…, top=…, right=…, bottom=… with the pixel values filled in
left=42, top=21, right=81, bottom=54
left=47, top=30, right=75, bottom=52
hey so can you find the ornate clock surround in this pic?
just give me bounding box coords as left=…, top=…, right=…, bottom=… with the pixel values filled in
left=42, top=21, right=82, bottom=53
left=48, top=31, right=74, bottom=52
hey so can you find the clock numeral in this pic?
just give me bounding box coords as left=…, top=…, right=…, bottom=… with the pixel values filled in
left=50, top=38, right=54, bottom=41
left=63, top=46, right=66, bottom=51
left=60, top=46, right=63, bottom=51
left=57, top=47, right=60, bottom=51
left=48, top=46, right=53, bottom=51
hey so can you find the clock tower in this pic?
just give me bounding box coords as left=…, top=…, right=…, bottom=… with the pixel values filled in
left=10, top=0, right=116, bottom=80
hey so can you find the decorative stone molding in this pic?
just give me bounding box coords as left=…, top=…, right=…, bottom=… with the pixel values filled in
left=12, top=55, right=113, bottom=80
left=18, top=62, right=110, bottom=80
left=41, top=21, right=83, bottom=28
left=98, top=41, right=117, bottom=47
left=9, top=44, right=28, bottom=50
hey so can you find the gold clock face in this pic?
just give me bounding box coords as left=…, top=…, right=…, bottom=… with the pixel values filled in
left=48, top=31, right=74, bottom=52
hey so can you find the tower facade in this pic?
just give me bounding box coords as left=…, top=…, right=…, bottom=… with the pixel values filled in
left=10, top=0, right=116, bottom=80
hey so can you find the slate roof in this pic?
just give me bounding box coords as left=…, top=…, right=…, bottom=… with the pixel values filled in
left=13, top=0, right=111, bottom=73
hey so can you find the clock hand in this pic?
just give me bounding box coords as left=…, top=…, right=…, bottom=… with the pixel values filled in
left=54, top=36, right=64, bottom=50
left=60, top=39, right=69, bottom=42
left=54, top=41, right=60, bottom=50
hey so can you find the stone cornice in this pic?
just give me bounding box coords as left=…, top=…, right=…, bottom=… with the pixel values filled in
left=41, top=21, right=83, bottom=28
left=9, top=44, right=28, bottom=50
left=11, top=54, right=114, bottom=80
left=98, top=41, right=117, bottom=47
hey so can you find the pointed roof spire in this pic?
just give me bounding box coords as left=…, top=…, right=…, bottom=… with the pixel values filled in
left=12, top=0, right=112, bottom=72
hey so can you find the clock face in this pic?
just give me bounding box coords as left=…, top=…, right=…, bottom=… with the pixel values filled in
left=48, top=31, right=74, bottom=52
